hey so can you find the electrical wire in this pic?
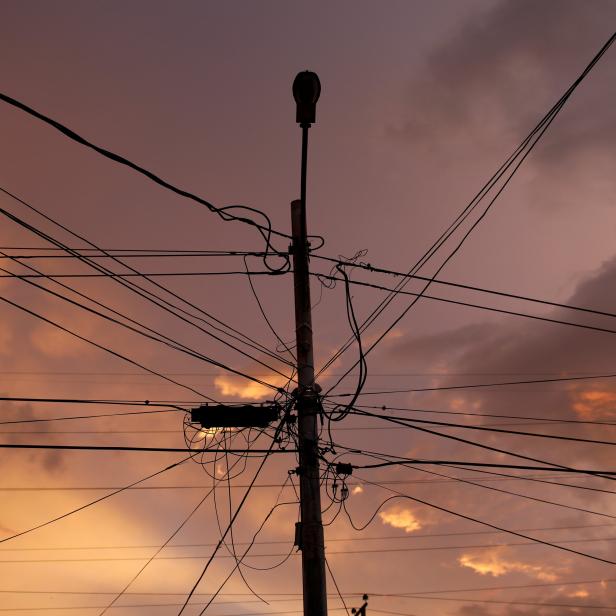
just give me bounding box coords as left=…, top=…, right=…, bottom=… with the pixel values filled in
left=0, top=91, right=327, bottom=261
left=0, top=455, right=197, bottom=545
left=352, top=475, right=616, bottom=566
left=0, top=186, right=294, bottom=370
left=319, top=33, right=616, bottom=393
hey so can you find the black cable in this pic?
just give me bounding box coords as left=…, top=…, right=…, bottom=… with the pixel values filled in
left=325, top=558, right=350, bottom=616
left=0, top=186, right=294, bottom=369
left=0, top=455, right=197, bottom=545
left=177, top=421, right=283, bottom=615
left=312, top=271, right=616, bottom=338
left=315, top=254, right=616, bottom=323
left=98, top=484, right=217, bottom=616
left=353, top=475, right=616, bottom=566
left=0, top=293, right=216, bottom=401
left=0, top=258, right=288, bottom=390
left=0, top=443, right=292, bottom=453
left=243, top=254, right=296, bottom=361
left=348, top=454, right=616, bottom=475
left=329, top=371, right=616, bottom=396
left=320, top=33, right=616, bottom=392
left=345, top=406, right=616, bottom=447
left=352, top=403, right=616, bottom=427
left=0, top=91, right=328, bottom=261
left=334, top=410, right=616, bottom=481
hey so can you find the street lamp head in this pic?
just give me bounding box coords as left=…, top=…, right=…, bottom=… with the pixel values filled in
left=293, top=70, right=321, bottom=125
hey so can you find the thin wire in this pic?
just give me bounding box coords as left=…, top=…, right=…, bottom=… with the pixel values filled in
left=354, top=475, right=616, bottom=566
left=0, top=186, right=294, bottom=369
left=177, top=422, right=283, bottom=615
left=315, top=254, right=616, bottom=322
left=325, top=557, right=350, bottom=616
left=320, top=33, right=616, bottom=392
left=0, top=455, right=196, bottom=545
left=98, top=485, right=217, bottom=615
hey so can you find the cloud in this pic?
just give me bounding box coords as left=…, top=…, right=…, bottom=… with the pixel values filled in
left=458, top=548, right=560, bottom=581
left=214, top=372, right=290, bottom=400
left=388, top=0, right=616, bottom=213
left=378, top=506, right=422, bottom=533
left=570, top=388, right=616, bottom=420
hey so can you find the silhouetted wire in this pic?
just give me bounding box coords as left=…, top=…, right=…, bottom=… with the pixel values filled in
left=370, top=598, right=616, bottom=613
left=0, top=186, right=294, bottom=369
left=0, top=294, right=217, bottom=401
left=98, top=484, right=218, bottom=616
left=440, top=462, right=616, bottom=497
left=331, top=407, right=616, bottom=482
left=315, top=255, right=616, bottom=322
left=343, top=406, right=616, bottom=447
left=0, top=270, right=287, bottom=277
left=326, top=265, right=367, bottom=425
left=177, top=421, right=284, bottom=616
left=2, top=248, right=280, bottom=258
left=325, top=558, right=350, bottom=616
left=319, top=33, right=616, bottom=393
left=0, top=442, right=292, bottom=453
left=328, top=371, right=616, bottom=396
left=386, top=458, right=616, bottom=520
left=0, top=261, right=289, bottom=390
left=0, top=455, right=199, bottom=545
left=352, top=403, right=616, bottom=427
left=351, top=474, right=616, bottom=566
left=0, top=90, right=326, bottom=262
left=214, top=436, right=266, bottom=603
left=197, top=499, right=300, bottom=615
left=311, top=271, right=616, bottom=338
left=243, top=254, right=296, bottom=362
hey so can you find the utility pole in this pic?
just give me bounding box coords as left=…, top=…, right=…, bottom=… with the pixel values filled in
left=291, top=70, right=328, bottom=616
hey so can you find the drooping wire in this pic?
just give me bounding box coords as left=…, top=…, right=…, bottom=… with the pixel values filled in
left=319, top=33, right=616, bottom=393
left=0, top=90, right=325, bottom=265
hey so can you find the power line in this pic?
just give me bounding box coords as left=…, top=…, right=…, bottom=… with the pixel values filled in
left=0, top=294, right=218, bottom=401
left=313, top=271, right=616, bottom=338
left=3, top=522, right=613, bottom=552
left=346, top=407, right=616, bottom=447
left=0, top=186, right=294, bottom=370
left=0, top=257, right=289, bottom=388
left=354, top=475, right=616, bottom=566
left=177, top=423, right=282, bottom=615
left=335, top=411, right=616, bottom=482
left=0, top=92, right=318, bottom=254
left=315, top=254, right=616, bottom=322
left=320, top=32, right=616, bottom=394
left=0, top=443, right=291, bottom=454
left=329, top=371, right=616, bottom=395
left=0, top=455, right=195, bottom=546
left=353, top=403, right=616, bottom=427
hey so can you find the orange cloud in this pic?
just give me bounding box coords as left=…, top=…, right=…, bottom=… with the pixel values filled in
left=570, top=388, right=616, bottom=419
left=214, top=372, right=291, bottom=400
left=378, top=506, right=422, bottom=533
left=458, top=549, right=559, bottom=581
left=568, top=590, right=589, bottom=598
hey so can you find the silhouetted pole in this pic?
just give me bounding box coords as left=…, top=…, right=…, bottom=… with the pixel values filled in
left=291, top=71, right=327, bottom=616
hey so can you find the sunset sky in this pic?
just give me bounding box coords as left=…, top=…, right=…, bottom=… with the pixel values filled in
left=1, top=1, right=616, bottom=615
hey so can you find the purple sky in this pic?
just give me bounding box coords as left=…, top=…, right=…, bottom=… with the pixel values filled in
left=1, top=2, right=616, bottom=615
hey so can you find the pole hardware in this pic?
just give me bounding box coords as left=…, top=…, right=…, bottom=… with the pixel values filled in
left=293, top=71, right=321, bottom=125
left=190, top=404, right=280, bottom=428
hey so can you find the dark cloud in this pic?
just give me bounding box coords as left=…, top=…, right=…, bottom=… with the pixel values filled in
left=388, top=0, right=616, bottom=210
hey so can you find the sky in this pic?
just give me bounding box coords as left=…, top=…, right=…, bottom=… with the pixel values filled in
left=1, top=1, right=616, bottom=615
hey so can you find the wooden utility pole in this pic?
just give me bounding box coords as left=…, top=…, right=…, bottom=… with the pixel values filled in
left=291, top=71, right=328, bottom=616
